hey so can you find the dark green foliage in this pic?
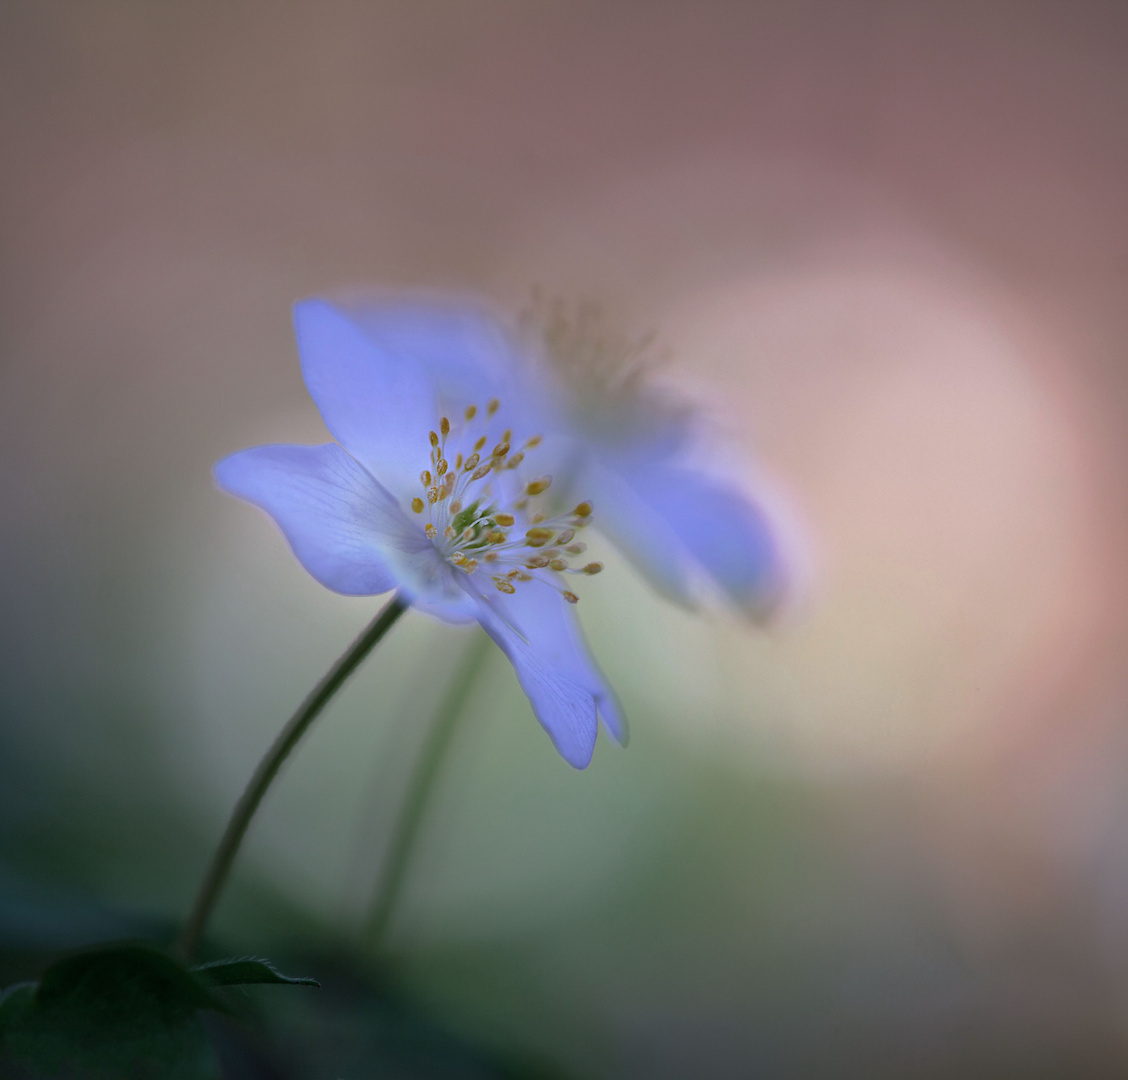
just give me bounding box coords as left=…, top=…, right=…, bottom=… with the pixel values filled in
left=195, top=956, right=319, bottom=989
left=0, top=942, right=319, bottom=1079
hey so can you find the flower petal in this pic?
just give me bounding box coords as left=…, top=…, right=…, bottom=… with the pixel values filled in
left=214, top=443, right=416, bottom=596
left=578, top=459, right=698, bottom=605
left=468, top=581, right=616, bottom=767
left=293, top=298, right=520, bottom=500
left=596, top=457, right=786, bottom=620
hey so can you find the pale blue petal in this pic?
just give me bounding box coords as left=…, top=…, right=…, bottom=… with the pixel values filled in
left=579, top=459, right=698, bottom=605
left=214, top=443, right=415, bottom=596
left=293, top=298, right=525, bottom=500
left=468, top=582, right=608, bottom=768
left=604, top=459, right=786, bottom=620
left=394, top=559, right=481, bottom=625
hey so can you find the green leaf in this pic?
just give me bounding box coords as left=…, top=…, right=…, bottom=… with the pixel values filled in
left=0, top=983, right=35, bottom=1034
left=0, top=942, right=223, bottom=1079
left=194, top=956, right=320, bottom=988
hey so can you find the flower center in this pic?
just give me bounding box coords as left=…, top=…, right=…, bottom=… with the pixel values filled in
left=408, top=399, right=602, bottom=602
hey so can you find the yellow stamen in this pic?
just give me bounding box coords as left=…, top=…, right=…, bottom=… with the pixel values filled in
left=411, top=497, right=425, bottom=513
left=465, top=404, right=477, bottom=421
left=583, top=562, right=603, bottom=575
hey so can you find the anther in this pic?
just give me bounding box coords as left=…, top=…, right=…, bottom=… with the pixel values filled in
left=573, top=501, right=593, bottom=518
left=491, top=442, right=511, bottom=458
left=549, top=558, right=568, bottom=571
left=495, top=579, right=516, bottom=594
left=526, top=476, right=552, bottom=496
left=487, top=398, right=500, bottom=416
left=530, top=512, right=546, bottom=524
left=526, top=435, right=543, bottom=447
left=526, top=526, right=554, bottom=545
left=494, top=513, right=515, bottom=526
left=484, top=551, right=499, bottom=562
left=455, top=452, right=463, bottom=470
left=465, top=404, right=477, bottom=421
left=471, top=462, right=492, bottom=481
left=449, top=499, right=462, bottom=515
left=525, top=555, right=550, bottom=568
left=411, top=497, right=425, bottom=513
left=583, top=563, right=603, bottom=575
left=463, top=453, right=480, bottom=472
left=566, top=542, right=587, bottom=554
left=563, top=591, right=579, bottom=604
left=420, top=470, right=432, bottom=487
left=429, top=431, right=440, bottom=447
left=436, top=458, right=448, bottom=477
left=425, top=523, right=437, bottom=539
left=506, top=452, right=524, bottom=469
left=440, top=417, right=450, bottom=437
left=556, top=528, right=575, bottom=545
left=474, top=435, right=487, bottom=451
left=486, top=530, right=507, bottom=544
left=427, top=486, right=439, bottom=504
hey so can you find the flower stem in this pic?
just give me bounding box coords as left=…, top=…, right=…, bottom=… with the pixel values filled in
left=365, top=628, right=493, bottom=949
left=177, top=594, right=409, bottom=962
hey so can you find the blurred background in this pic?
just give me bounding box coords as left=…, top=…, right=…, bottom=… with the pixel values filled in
left=3, top=1, right=1128, bottom=1076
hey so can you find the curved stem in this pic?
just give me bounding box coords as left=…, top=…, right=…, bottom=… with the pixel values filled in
left=365, top=628, right=493, bottom=949
left=178, top=595, right=409, bottom=962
